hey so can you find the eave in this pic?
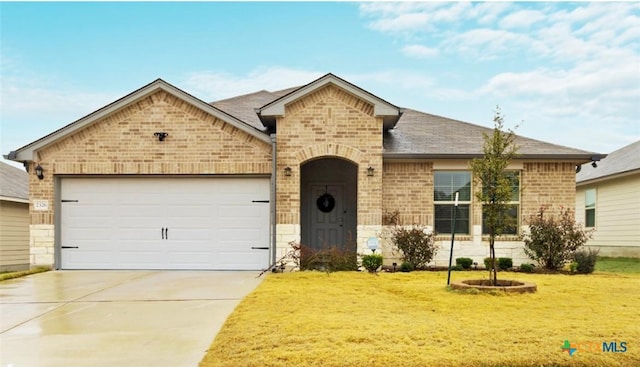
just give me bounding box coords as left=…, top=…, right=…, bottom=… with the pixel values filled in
left=7, top=79, right=272, bottom=163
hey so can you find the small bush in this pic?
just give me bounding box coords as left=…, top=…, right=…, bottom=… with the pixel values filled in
left=451, top=265, right=463, bottom=271
left=573, top=248, right=600, bottom=274
left=520, top=263, right=534, bottom=273
left=456, top=257, right=473, bottom=269
left=498, top=257, right=513, bottom=270
left=300, top=245, right=358, bottom=272
left=390, top=226, right=437, bottom=270
left=361, top=254, right=383, bottom=273
left=483, top=257, right=493, bottom=270
left=522, top=206, right=593, bottom=270
left=399, top=261, right=413, bottom=272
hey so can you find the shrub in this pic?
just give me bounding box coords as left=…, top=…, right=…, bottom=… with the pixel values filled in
left=399, top=261, right=413, bottom=272
left=390, top=226, right=437, bottom=270
left=451, top=265, right=463, bottom=271
left=300, top=245, right=358, bottom=272
left=456, top=257, right=473, bottom=269
left=484, top=257, right=492, bottom=270
left=361, top=254, right=383, bottom=273
left=522, top=206, right=593, bottom=271
left=520, top=263, right=534, bottom=273
left=498, top=257, right=513, bottom=270
left=573, top=248, right=600, bottom=274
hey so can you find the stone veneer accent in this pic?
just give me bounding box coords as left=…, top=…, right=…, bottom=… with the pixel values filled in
left=275, top=84, right=384, bottom=252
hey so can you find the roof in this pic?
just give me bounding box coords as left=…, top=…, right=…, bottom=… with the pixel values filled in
left=576, top=140, right=640, bottom=184
left=211, top=87, right=299, bottom=131
left=0, top=162, right=29, bottom=202
left=7, top=73, right=603, bottom=164
left=383, top=109, right=601, bottom=159
left=7, top=79, right=272, bottom=162
left=255, top=73, right=402, bottom=131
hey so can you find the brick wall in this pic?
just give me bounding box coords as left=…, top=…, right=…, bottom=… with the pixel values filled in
left=27, top=90, right=272, bottom=265
left=275, top=84, right=384, bottom=252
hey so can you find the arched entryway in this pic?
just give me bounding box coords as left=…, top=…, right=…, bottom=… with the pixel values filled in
left=300, top=158, right=357, bottom=252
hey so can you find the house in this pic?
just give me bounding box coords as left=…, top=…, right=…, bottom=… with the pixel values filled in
left=576, top=140, right=640, bottom=257
left=5, top=73, right=604, bottom=270
left=0, top=161, right=30, bottom=271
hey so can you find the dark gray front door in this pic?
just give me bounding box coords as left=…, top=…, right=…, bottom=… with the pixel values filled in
left=309, top=184, right=345, bottom=250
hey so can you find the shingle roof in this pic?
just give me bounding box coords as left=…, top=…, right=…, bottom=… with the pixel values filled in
left=0, top=161, right=28, bottom=201
left=384, top=109, right=598, bottom=158
left=211, top=85, right=600, bottom=159
left=576, top=140, right=640, bottom=183
left=211, top=87, right=299, bottom=131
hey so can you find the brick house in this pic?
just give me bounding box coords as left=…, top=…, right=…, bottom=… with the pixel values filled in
left=6, top=73, right=603, bottom=270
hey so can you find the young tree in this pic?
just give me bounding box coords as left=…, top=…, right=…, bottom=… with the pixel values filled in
left=469, top=107, right=519, bottom=285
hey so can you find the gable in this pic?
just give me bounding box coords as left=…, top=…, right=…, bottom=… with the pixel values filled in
left=8, top=79, right=271, bottom=163
left=35, top=90, right=272, bottom=167
left=256, top=73, right=402, bottom=131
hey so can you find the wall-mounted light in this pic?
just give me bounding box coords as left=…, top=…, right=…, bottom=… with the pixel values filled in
left=154, top=132, right=168, bottom=141
left=35, top=164, right=44, bottom=180
left=591, top=161, right=598, bottom=168
left=367, top=166, right=375, bottom=176
left=284, top=166, right=292, bottom=176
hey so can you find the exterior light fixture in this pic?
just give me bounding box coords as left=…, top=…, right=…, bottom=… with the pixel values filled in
left=284, top=167, right=292, bottom=176
left=591, top=161, right=598, bottom=168
left=35, top=164, right=44, bottom=180
left=153, top=132, right=168, bottom=141
left=367, top=166, right=374, bottom=176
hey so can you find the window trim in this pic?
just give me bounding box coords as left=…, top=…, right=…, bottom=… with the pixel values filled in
left=585, top=188, right=596, bottom=228
left=481, top=171, right=521, bottom=236
left=434, top=171, right=472, bottom=235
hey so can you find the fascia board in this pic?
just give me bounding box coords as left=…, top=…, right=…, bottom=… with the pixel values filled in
left=11, top=80, right=271, bottom=162
left=260, top=76, right=399, bottom=117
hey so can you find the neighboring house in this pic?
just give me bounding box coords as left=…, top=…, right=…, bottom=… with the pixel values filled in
left=0, top=161, right=30, bottom=271
left=5, top=73, right=603, bottom=270
left=576, top=140, right=640, bottom=257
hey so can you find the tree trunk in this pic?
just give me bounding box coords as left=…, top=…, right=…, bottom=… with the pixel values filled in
left=489, top=233, right=498, bottom=286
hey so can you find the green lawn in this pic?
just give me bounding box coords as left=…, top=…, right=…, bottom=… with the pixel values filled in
left=200, top=267, right=640, bottom=367
left=596, top=257, right=640, bottom=273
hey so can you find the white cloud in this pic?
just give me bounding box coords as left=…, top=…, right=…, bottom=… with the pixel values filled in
left=499, top=9, right=546, bottom=29
left=401, top=44, right=439, bottom=59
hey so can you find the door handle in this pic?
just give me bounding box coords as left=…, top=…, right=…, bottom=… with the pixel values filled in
left=165, top=228, right=168, bottom=240
left=161, top=227, right=165, bottom=240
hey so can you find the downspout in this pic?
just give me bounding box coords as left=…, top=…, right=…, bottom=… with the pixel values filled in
left=270, top=133, right=277, bottom=267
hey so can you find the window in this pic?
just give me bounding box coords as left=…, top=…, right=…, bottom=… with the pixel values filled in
left=482, top=171, right=520, bottom=235
left=434, top=171, right=471, bottom=234
left=585, top=189, right=596, bottom=227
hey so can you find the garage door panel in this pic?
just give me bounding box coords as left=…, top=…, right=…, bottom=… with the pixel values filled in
left=61, top=177, right=270, bottom=270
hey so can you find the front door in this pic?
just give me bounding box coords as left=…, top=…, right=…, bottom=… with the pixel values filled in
left=309, top=184, right=345, bottom=250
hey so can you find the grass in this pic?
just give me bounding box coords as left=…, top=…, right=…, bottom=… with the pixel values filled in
left=596, top=257, right=640, bottom=273
left=200, top=269, right=640, bottom=367
left=0, top=266, right=50, bottom=281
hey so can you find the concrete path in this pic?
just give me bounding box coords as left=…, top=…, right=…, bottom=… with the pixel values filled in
left=0, top=270, right=263, bottom=367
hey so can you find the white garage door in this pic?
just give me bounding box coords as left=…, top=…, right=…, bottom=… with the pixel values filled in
left=60, top=177, right=270, bottom=270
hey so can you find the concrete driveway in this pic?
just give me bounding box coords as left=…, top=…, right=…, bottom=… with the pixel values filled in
left=0, top=270, right=263, bottom=367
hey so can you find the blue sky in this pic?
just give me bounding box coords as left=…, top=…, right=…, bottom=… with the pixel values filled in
left=1, top=2, right=639, bottom=167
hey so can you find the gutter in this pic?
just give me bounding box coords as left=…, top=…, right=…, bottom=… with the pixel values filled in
left=383, top=153, right=606, bottom=163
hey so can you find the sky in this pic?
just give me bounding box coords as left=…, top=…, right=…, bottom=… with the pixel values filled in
left=1, top=2, right=639, bottom=168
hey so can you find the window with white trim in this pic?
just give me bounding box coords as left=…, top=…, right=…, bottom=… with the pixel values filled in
left=434, top=171, right=471, bottom=234
left=481, top=171, right=520, bottom=235
left=585, top=189, right=596, bottom=227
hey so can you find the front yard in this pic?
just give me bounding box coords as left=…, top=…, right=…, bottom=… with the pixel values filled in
left=200, top=269, right=639, bottom=367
